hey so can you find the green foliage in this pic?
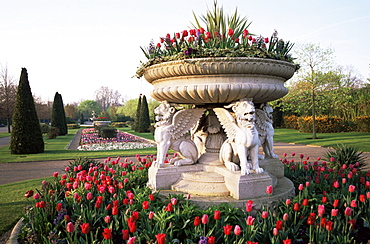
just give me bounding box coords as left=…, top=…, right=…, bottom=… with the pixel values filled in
left=355, top=116, right=370, bottom=132
left=324, top=144, right=367, bottom=170
left=40, top=123, right=50, bottom=134
left=137, top=95, right=151, bottom=132
left=133, top=95, right=142, bottom=131
left=47, top=127, right=60, bottom=139
left=78, top=100, right=101, bottom=119
left=97, top=127, right=117, bottom=138
left=10, top=68, right=44, bottom=154
left=297, top=116, right=352, bottom=133
left=110, top=122, right=127, bottom=127
left=51, top=92, right=68, bottom=135
left=67, top=124, right=80, bottom=129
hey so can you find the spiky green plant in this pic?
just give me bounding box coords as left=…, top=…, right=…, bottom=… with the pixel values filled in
left=324, top=144, right=366, bottom=170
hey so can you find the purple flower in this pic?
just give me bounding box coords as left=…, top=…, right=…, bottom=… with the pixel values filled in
left=198, top=236, right=207, bottom=244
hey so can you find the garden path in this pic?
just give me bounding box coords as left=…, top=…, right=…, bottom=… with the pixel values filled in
left=0, top=135, right=369, bottom=185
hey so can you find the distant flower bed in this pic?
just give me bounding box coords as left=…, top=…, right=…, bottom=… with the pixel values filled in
left=77, top=128, right=156, bottom=151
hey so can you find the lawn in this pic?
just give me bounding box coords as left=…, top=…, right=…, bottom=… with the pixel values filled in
left=274, top=128, right=370, bottom=153
left=0, top=128, right=157, bottom=163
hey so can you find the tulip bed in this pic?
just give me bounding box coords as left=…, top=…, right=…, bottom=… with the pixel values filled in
left=20, top=154, right=370, bottom=244
left=77, top=128, right=156, bottom=151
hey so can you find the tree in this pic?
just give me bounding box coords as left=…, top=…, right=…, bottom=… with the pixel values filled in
left=293, top=43, right=334, bottom=139
left=10, top=68, right=44, bottom=154
left=34, top=96, right=52, bottom=123
left=94, top=86, right=122, bottom=111
left=133, top=95, right=142, bottom=131
left=78, top=100, right=101, bottom=120
left=0, top=64, right=17, bottom=133
left=51, top=92, right=68, bottom=135
left=64, top=104, right=79, bottom=121
left=137, top=95, right=150, bottom=132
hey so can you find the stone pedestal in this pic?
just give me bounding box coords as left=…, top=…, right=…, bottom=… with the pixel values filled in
left=148, top=158, right=294, bottom=204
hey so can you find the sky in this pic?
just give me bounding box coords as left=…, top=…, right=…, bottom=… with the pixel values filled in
left=1, top=0, right=370, bottom=104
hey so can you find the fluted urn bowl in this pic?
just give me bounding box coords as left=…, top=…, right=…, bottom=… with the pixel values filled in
left=143, top=57, right=296, bottom=104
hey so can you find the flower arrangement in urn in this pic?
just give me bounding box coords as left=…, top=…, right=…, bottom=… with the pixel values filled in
left=136, top=1, right=299, bottom=78
left=94, top=116, right=109, bottom=121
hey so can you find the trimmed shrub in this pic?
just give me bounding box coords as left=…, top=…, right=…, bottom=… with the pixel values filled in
left=297, top=116, right=351, bottom=133
left=355, top=116, right=370, bottom=132
left=98, top=127, right=117, bottom=138
left=111, top=122, right=127, bottom=128
left=51, top=92, right=68, bottom=135
left=283, top=115, right=299, bottom=130
left=137, top=95, right=150, bottom=132
left=67, top=124, right=80, bottom=129
left=10, top=68, right=44, bottom=154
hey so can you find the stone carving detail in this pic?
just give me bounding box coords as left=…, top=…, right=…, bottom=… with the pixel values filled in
left=256, top=103, right=278, bottom=159
left=153, top=101, right=205, bottom=167
left=214, top=98, right=263, bottom=175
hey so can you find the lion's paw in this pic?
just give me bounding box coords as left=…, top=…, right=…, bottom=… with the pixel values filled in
left=225, top=162, right=240, bottom=172
left=258, top=154, right=265, bottom=160
left=254, top=167, right=264, bottom=174
left=152, top=161, right=164, bottom=168
left=241, top=167, right=251, bottom=175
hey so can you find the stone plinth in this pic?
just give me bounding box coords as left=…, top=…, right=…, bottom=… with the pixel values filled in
left=148, top=158, right=294, bottom=204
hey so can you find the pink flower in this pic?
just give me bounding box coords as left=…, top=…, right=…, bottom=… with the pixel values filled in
left=348, top=185, right=356, bottom=192
left=344, top=207, right=352, bottom=216
left=66, top=222, right=75, bottom=233
left=298, top=184, right=304, bottom=191
left=234, top=225, right=241, bottom=235
left=266, top=185, right=273, bottom=194
left=331, top=209, right=338, bottom=216
left=246, top=216, right=255, bottom=225
left=53, top=172, right=58, bottom=177
left=318, top=205, right=325, bottom=216
left=201, top=214, right=208, bottom=224
left=148, top=211, right=155, bottom=219
left=261, top=211, right=268, bottom=219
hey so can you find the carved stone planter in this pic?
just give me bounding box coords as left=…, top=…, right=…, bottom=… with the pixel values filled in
left=143, top=57, right=296, bottom=104
left=93, top=121, right=111, bottom=127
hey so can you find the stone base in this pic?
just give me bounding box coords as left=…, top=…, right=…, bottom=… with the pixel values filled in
left=148, top=158, right=294, bottom=203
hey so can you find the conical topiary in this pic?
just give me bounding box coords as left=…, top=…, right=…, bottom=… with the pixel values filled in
left=51, top=92, right=68, bottom=135
left=10, top=68, right=44, bottom=154
left=137, top=95, right=150, bottom=132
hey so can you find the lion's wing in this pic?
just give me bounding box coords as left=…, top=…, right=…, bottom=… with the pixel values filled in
left=255, top=109, right=269, bottom=132
left=213, top=107, right=238, bottom=141
left=171, top=108, right=205, bottom=140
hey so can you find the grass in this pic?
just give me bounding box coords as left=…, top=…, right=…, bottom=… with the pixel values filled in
left=274, top=128, right=370, bottom=153
left=0, top=128, right=157, bottom=163
left=0, top=132, right=10, bottom=138
left=0, top=177, right=52, bottom=236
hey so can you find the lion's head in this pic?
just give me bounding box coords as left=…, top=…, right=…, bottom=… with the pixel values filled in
left=226, top=98, right=256, bottom=127
left=154, top=101, right=176, bottom=125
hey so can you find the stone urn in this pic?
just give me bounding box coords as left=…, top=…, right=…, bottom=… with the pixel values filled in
left=143, top=57, right=296, bottom=104
left=93, top=121, right=111, bottom=127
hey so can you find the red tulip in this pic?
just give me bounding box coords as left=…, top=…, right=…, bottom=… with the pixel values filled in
left=127, top=237, right=136, bottom=244
left=165, top=203, right=173, bottom=212
left=56, top=203, right=62, bottom=212
left=322, top=196, right=327, bottom=204
left=223, top=225, right=233, bottom=235
left=348, top=185, right=356, bottom=192
left=122, top=229, right=129, bottom=240
left=261, top=211, right=268, bottom=219
left=333, top=181, right=340, bottom=188
left=214, top=210, right=221, bottom=220
left=228, top=28, right=234, bottom=36
left=149, top=194, right=155, bottom=201
left=112, top=206, right=118, bottom=215
left=350, top=200, right=357, bottom=208
left=266, top=185, right=273, bottom=194
left=132, top=211, right=139, bottom=221
left=80, top=223, right=90, bottom=234
left=208, top=236, right=215, bottom=244
left=307, top=213, right=316, bottom=225
left=302, top=199, right=309, bottom=206
left=102, top=228, right=112, bottom=240
left=359, top=194, right=366, bottom=202
left=148, top=211, right=155, bottom=219
left=156, top=233, right=166, bottom=244
left=282, top=239, right=292, bottom=244
left=142, top=201, right=149, bottom=210
left=24, top=190, right=34, bottom=198
left=285, top=199, right=291, bottom=205
left=344, top=207, right=352, bottom=216
left=246, top=202, right=253, bottom=212
left=293, top=202, right=300, bottom=211
left=128, top=217, right=137, bottom=233
left=326, top=220, right=334, bottom=231
left=333, top=199, right=339, bottom=208
left=298, top=184, right=304, bottom=191
left=331, top=209, right=338, bottom=216
left=264, top=37, right=269, bottom=43
left=194, top=216, right=201, bottom=226
left=276, top=220, right=283, bottom=230
left=53, top=172, right=58, bottom=177
left=246, top=216, right=255, bottom=225
left=104, top=216, right=111, bottom=223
